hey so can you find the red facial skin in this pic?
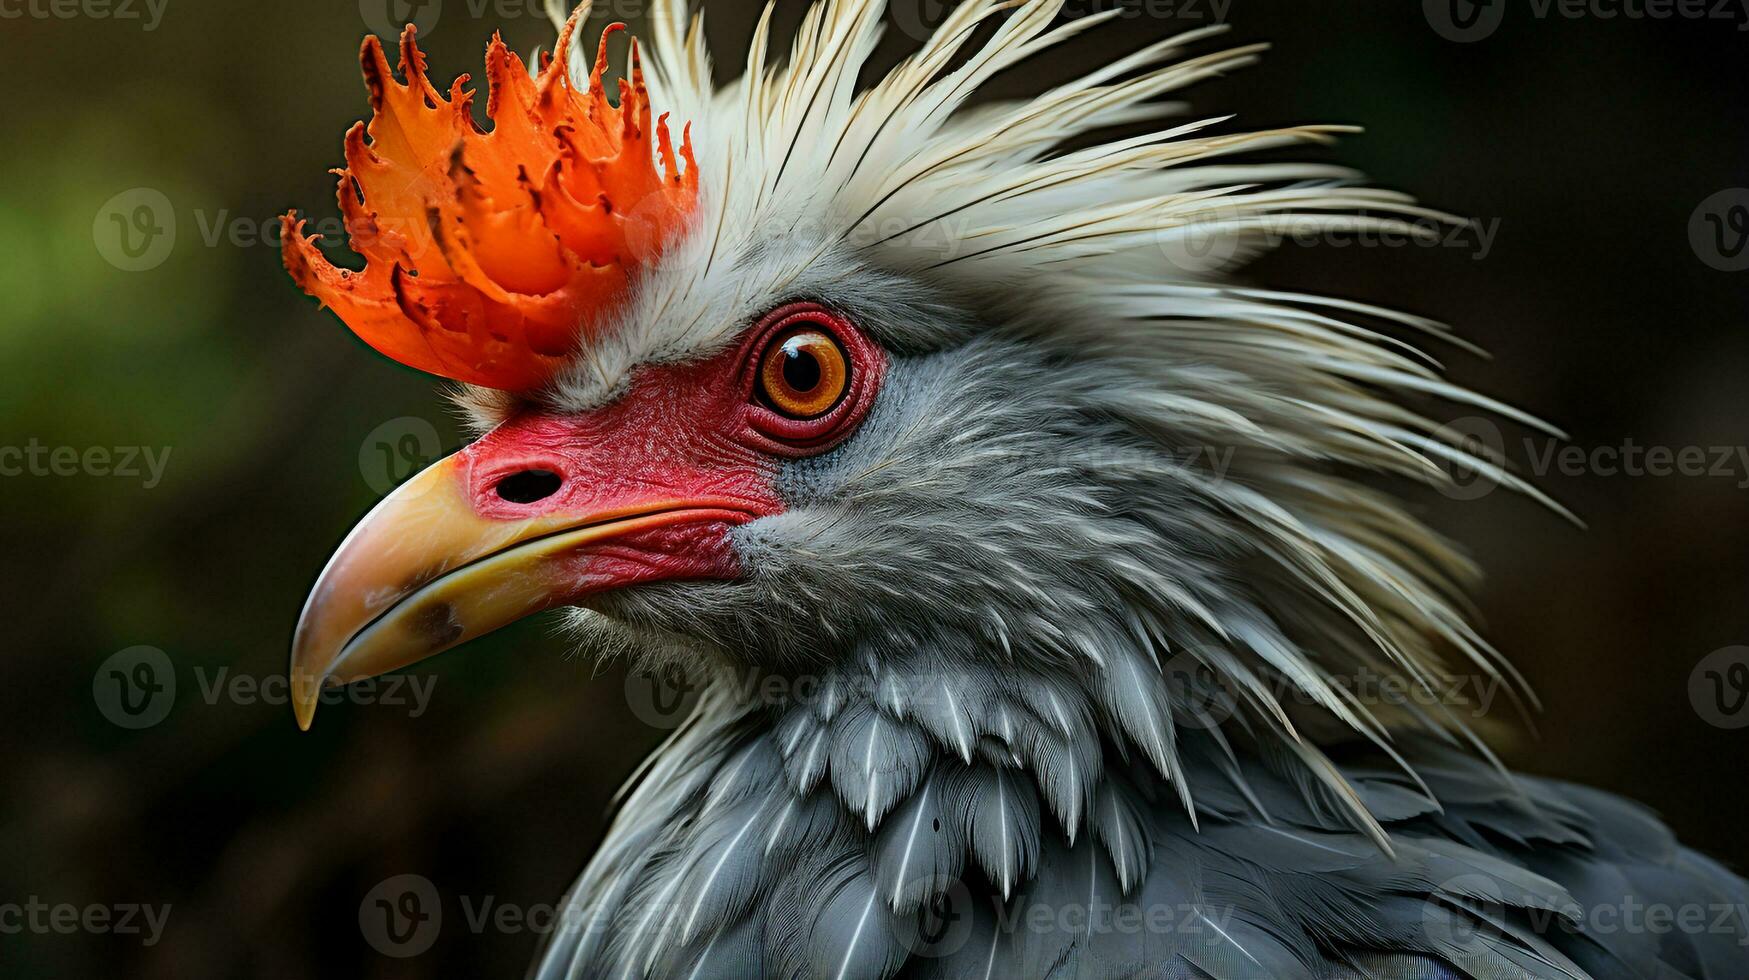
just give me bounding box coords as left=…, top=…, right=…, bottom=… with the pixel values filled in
left=454, top=303, right=885, bottom=598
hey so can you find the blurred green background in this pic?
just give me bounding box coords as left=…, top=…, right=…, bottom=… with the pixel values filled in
left=2, top=0, right=1746, bottom=976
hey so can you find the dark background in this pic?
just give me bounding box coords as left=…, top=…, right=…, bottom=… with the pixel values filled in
left=3, top=0, right=1746, bottom=976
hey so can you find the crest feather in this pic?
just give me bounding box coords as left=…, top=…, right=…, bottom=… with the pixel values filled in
left=282, top=9, right=698, bottom=391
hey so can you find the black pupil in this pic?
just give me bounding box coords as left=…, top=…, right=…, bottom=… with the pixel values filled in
left=781, top=344, right=822, bottom=393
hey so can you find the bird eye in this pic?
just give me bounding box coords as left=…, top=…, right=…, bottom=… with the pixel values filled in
left=757, top=325, right=849, bottom=419
left=743, top=302, right=881, bottom=453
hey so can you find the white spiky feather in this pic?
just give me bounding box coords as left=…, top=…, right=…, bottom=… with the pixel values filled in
left=493, top=0, right=1557, bottom=804
left=479, top=4, right=1749, bottom=979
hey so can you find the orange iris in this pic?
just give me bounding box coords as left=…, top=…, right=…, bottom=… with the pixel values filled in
left=759, top=327, right=850, bottom=419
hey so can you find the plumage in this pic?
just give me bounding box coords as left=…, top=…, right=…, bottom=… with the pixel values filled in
left=278, top=0, right=1749, bottom=977
left=826, top=700, right=932, bottom=829
left=1091, top=775, right=1152, bottom=893
left=873, top=766, right=964, bottom=914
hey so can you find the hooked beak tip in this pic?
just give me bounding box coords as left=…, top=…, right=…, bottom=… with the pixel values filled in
left=293, top=671, right=323, bottom=731
left=285, top=447, right=768, bottom=731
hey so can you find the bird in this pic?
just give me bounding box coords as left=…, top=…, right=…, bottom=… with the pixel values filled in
left=279, top=1, right=1749, bottom=977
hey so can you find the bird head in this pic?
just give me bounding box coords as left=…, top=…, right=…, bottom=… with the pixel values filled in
left=285, top=0, right=1541, bottom=829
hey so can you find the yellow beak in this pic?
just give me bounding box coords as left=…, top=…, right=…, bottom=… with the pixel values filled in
left=288, top=452, right=753, bottom=730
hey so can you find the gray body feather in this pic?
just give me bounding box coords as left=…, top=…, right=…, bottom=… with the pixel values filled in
left=457, top=1, right=1749, bottom=976
left=532, top=684, right=1749, bottom=979
left=522, top=329, right=1749, bottom=979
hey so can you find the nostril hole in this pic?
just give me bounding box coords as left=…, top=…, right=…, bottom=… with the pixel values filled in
left=495, top=470, right=563, bottom=504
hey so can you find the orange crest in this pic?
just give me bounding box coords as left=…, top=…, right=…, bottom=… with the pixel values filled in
left=282, top=13, right=698, bottom=391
